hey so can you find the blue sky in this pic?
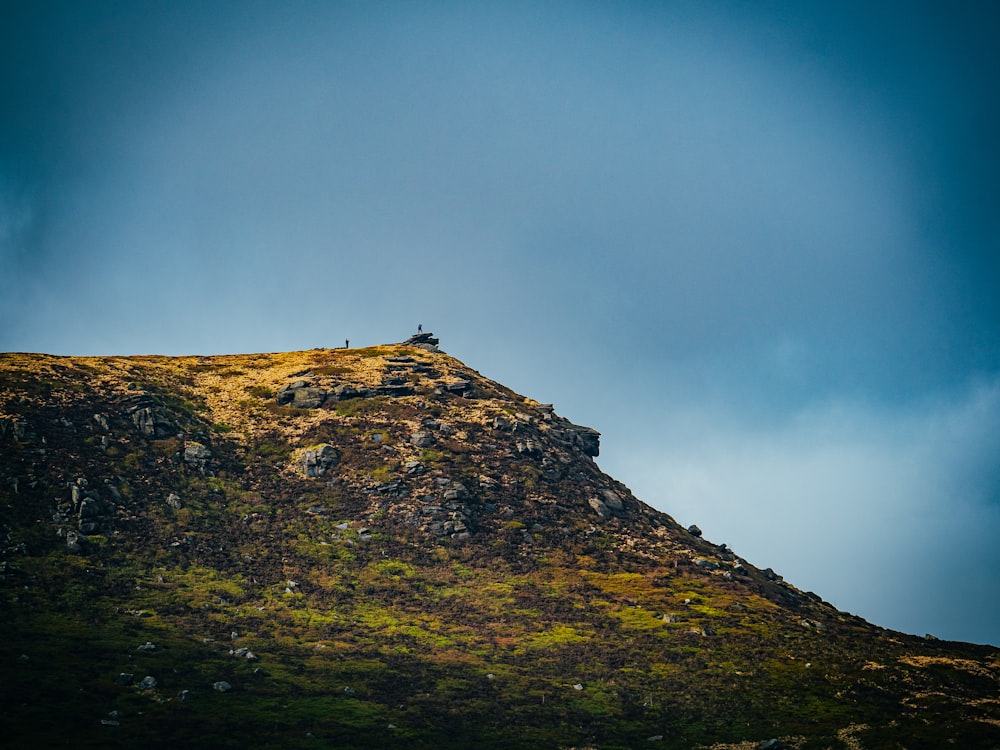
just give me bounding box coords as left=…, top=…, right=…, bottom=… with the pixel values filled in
left=2, top=1, right=999, bottom=644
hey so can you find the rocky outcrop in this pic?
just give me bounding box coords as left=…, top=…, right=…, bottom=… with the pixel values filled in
left=277, top=380, right=328, bottom=408
left=402, top=332, right=441, bottom=352
left=124, top=400, right=176, bottom=439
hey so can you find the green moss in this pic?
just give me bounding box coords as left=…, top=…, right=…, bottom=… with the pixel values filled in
left=523, top=625, right=592, bottom=649
left=609, top=607, right=664, bottom=631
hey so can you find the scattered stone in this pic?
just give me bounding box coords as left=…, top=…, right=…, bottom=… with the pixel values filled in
left=687, top=525, right=702, bottom=537
left=759, top=741, right=782, bottom=750
left=178, top=689, right=191, bottom=701
left=572, top=683, right=584, bottom=691
left=213, top=681, right=232, bottom=692
left=137, top=675, right=157, bottom=690
left=445, top=380, right=471, bottom=395
left=442, top=482, right=468, bottom=501
left=166, top=493, right=183, bottom=509
left=137, top=641, right=156, bottom=651
left=114, top=673, right=135, bottom=686
left=332, top=385, right=369, bottom=401
left=376, top=479, right=404, bottom=496
left=516, top=439, right=542, bottom=456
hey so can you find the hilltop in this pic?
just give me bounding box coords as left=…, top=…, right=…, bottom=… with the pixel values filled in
left=1, top=336, right=998, bottom=749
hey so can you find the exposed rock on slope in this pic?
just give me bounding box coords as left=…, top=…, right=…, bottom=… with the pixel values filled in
left=1, top=338, right=998, bottom=749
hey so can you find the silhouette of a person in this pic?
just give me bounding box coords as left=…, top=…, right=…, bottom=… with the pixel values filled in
left=345, top=339, right=349, bottom=348
left=417, top=324, right=423, bottom=333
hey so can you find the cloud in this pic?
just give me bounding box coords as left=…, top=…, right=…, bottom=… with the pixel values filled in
left=603, top=377, right=1000, bottom=644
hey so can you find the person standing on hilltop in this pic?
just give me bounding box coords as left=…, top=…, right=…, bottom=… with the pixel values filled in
left=417, top=323, right=423, bottom=333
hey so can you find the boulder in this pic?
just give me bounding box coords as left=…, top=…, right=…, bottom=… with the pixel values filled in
left=276, top=379, right=326, bottom=407
left=65, top=530, right=88, bottom=552
left=588, top=496, right=613, bottom=520
left=292, top=387, right=327, bottom=408
left=184, top=442, right=212, bottom=473
left=600, top=489, right=624, bottom=511
left=213, top=680, right=232, bottom=693
left=78, top=496, right=101, bottom=520
left=300, top=444, right=339, bottom=478
left=687, top=525, right=702, bottom=537
left=410, top=432, right=434, bottom=448
left=137, top=675, right=157, bottom=690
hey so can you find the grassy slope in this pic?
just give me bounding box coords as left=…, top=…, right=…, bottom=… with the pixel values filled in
left=1, top=346, right=999, bottom=749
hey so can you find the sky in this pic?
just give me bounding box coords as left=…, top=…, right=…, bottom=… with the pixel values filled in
left=2, top=1, right=999, bottom=645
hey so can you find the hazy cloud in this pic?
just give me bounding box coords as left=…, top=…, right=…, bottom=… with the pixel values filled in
left=605, top=378, right=1000, bottom=644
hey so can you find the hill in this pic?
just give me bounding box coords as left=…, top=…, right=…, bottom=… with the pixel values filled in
left=1, top=335, right=998, bottom=749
